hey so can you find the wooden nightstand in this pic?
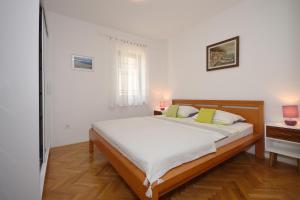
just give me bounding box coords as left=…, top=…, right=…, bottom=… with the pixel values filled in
left=154, top=110, right=162, bottom=115
left=265, top=123, right=300, bottom=174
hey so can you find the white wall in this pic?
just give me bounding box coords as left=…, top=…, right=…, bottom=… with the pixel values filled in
left=47, top=0, right=300, bottom=150
left=47, top=12, right=169, bottom=147
left=169, top=0, right=300, bottom=123
left=0, top=0, right=41, bottom=200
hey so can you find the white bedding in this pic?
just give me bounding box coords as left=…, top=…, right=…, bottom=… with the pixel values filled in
left=154, top=115, right=253, bottom=148
left=155, top=115, right=252, bottom=137
left=92, top=116, right=253, bottom=198
left=215, top=122, right=253, bottom=148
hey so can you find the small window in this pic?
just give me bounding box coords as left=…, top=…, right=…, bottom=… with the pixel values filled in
left=115, top=47, right=147, bottom=106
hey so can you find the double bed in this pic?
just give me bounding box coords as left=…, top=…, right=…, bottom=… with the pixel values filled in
left=89, top=99, right=264, bottom=200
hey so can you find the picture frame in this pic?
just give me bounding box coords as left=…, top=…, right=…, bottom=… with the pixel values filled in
left=206, top=36, right=239, bottom=71
left=72, top=54, right=94, bottom=71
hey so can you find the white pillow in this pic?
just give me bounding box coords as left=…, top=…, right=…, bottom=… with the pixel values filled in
left=192, top=109, right=245, bottom=125
left=177, top=106, right=199, bottom=118
left=213, top=110, right=245, bottom=125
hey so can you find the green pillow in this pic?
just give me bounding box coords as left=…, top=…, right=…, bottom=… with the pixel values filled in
left=176, top=114, right=185, bottom=118
left=195, top=108, right=216, bottom=124
left=165, top=105, right=179, bottom=118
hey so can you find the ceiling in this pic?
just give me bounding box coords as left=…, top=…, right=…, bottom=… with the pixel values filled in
left=44, top=0, right=241, bottom=40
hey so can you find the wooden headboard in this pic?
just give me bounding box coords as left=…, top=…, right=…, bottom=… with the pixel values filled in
left=172, top=99, right=264, bottom=135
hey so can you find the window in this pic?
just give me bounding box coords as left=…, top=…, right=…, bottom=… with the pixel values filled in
left=113, top=44, right=147, bottom=107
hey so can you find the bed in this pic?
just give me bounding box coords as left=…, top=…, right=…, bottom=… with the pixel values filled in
left=89, top=99, right=264, bottom=200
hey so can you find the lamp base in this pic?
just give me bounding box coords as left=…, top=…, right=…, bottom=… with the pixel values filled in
left=284, top=120, right=297, bottom=126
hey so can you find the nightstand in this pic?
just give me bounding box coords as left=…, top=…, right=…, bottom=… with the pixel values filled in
left=265, top=123, right=300, bottom=174
left=154, top=110, right=162, bottom=115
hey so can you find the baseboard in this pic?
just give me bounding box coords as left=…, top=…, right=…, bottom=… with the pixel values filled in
left=40, top=148, right=50, bottom=198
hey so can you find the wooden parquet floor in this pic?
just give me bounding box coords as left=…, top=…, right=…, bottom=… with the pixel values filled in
left=43, top=142, right=300, bottom=200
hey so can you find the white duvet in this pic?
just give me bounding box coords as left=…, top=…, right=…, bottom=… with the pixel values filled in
left=92, top=116, right=226, bottom=197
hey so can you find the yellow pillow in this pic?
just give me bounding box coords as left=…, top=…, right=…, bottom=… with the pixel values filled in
left=195, top=108, right=216, bottom=124
left=165, top=105, right=179, bottom=118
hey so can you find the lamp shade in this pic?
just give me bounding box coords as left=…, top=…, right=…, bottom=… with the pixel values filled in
left=160, top=101, right=166, bottom=108
left=282, top=105, right=299, bottom=118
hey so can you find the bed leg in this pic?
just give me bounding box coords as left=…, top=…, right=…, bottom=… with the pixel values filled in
left=255, top=138, right=264, bottom=159
left=151, top=188, right=159, bottom=200
left=89, top=139, right=94, bottom=161
left=89, top=139, right=94, bottom=154
left=151, top=194, right=158, bottom=200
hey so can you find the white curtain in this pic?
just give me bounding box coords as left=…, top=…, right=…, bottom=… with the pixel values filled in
left=110, top=39, right=148, bottom=107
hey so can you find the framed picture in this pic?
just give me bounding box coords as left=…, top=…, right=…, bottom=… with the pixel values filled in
left=72, top=54, right=93, bottom=71
left=206, top=36, right=239, bottom=71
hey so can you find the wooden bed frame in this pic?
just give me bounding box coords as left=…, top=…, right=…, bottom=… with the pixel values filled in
left=89, top=99, right=264, bottom=200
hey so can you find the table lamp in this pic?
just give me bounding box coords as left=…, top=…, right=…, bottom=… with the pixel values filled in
left=160, top=101, right=166, bottom=111
left=282, top=105, right=298, bottom=126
